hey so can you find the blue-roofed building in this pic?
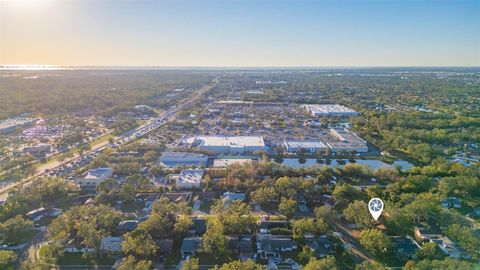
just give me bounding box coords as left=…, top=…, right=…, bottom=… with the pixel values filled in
left=118, top=220, right=140, bottom=232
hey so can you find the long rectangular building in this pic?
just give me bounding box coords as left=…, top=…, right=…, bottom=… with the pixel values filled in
left=326, top=128, right=368, bottom=153
left=301, top=104, right=359, bottom=117
left=284, top=140, right=326, bottom=153
left=159, top=152, right=208, bottom=168
left=193, top=136, right=265, bottom=154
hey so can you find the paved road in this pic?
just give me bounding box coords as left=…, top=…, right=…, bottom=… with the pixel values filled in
left=0, top=136, right=112, bottom=200
left=333, top=221, right=372, bottom=263
left=0, top=78, right=219, bottom=200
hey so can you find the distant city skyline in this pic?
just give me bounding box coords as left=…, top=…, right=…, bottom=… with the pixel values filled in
left=1, top=0, right=479, bottom=67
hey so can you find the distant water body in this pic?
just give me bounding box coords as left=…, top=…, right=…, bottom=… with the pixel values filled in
left=273, top=158, right=413, bottom=171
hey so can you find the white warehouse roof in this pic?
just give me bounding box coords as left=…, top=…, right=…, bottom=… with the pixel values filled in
left=284, top=141, right=326, bottom=149
left=195, top=136, right=265, bottom=147
left=301, top=104, right=358, bottom=116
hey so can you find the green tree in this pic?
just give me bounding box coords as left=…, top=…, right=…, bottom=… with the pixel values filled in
left=292, top=218, right=318, bottom=241
left=117, top=255, right=152, bottom=270
left=212, top=200, right=254, bottom=234
left=278, top=197, right=297, bottom=219
left=298, top=148, right=307, bottom=164
left=0, top=215, right=33, bottom=244
left=181, top=258, right=199, bottom=270
left=137, top=213, right=173, bottom=238
left=125, top=174, right=151, bottom=190
left=314, top=205, right=336, bottom=224
left=37, top=242, right=64, bottom=265
left=445, top=224, right=480, bottom=259
left=119, top=184, right=136, bottom=203
left=354, top=261, right=387, bottom=270
left=416, top=242, right=445, bottom=261
left=251, top=186, right=277, bottom=206
left=383, top=206, right=412, bottom=236
left=174, top=215, right=194, bottom=238
left=403, top=258, right=476, bottom=270
left=297, top=246, right=315, bottom=265
left=201, top=219, right=228, bottom=259
left=274, top=147, right=284, bottom=164
left=213, top=259, right=263, bottom=270
left=333, top=183, right=366, bottom=209
left=48, top=204, right=123, bottom=253
left=359, top=229, right=393, bottom=257
left=0, top=250, right=17, bottom=268
left=303, top=256, right=336, bottom=270
left=343, top=200, right=374, bottom=227
left=404, top=193, right=441, bottom=224
left=121, top=229, right=157, bottom=258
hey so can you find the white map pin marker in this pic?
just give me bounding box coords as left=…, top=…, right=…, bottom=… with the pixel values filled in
left=368, top=198, right=384, bottom=221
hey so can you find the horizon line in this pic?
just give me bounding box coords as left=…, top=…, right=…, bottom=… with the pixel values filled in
left=1, top=64, right=480, bottom=71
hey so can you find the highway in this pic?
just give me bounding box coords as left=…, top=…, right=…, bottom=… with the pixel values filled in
left=0, top=79, right=219, bottom=200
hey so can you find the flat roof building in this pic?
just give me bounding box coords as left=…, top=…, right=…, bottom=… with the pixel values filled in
left=170, top=169, right=204, bottom=189
left=192, top=136, right=265, bottom=154
left=213, top=158, right=253, bottom=168
left=284, top=140, right=326, bottom=153
left=75, top=167, right=113, bottom=192
left=159, top=152, right=208, bottom=168
left=301, top=104, right=359, bottom=117
left=326, top=128, right=368, bottom=153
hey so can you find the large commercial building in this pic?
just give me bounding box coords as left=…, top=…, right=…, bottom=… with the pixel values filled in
left=301, top=104, right=359, bottom=117
left=75, top=167, right=113, bottom=192
left=284, top=141, right=326, bottom=153
left=159, top=152, right=208, bottom=168
left=171, top=169, right=204, bottom=189
left=326, top=128, right=368, bottom=153
left=192, top=136, right=265, bottom=154
left=213, top=158, right=253, bottom=168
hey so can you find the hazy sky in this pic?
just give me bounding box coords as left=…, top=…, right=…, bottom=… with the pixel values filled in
left=1, top=0, right=479, bottom=67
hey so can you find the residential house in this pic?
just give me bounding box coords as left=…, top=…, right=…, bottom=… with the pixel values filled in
left=26, top=207, right=48, bottom=221
left=414, top=224, right=442, bottom=242
left=118, top=220, right=140, bottom=232
left=26, top=207, right=62, bottom=222
left=180, top=237, right=202, bottom=257
left=441, top=197, right=462, bottom=209
left=225, top=235, right=255, bottom=260
left=430, top=237, right=470, bottom=259
left=194, top=191, right=219, bottom=202
left=305, top=235, right=335, bottom=258
left=190, top=217, right=207, bottom=236
left=256, top=234, right=297, bottom=258
left=101, top=236, right=122, bottom=253
left=155, top=239, right=173, bottom=254
left=237, top=235, right=255, bottom=260
left=391, top=236, right=420, bottom=261
left=162, top=192, right=192, bottom=203
left=63, top=239, right=95, bottom=253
